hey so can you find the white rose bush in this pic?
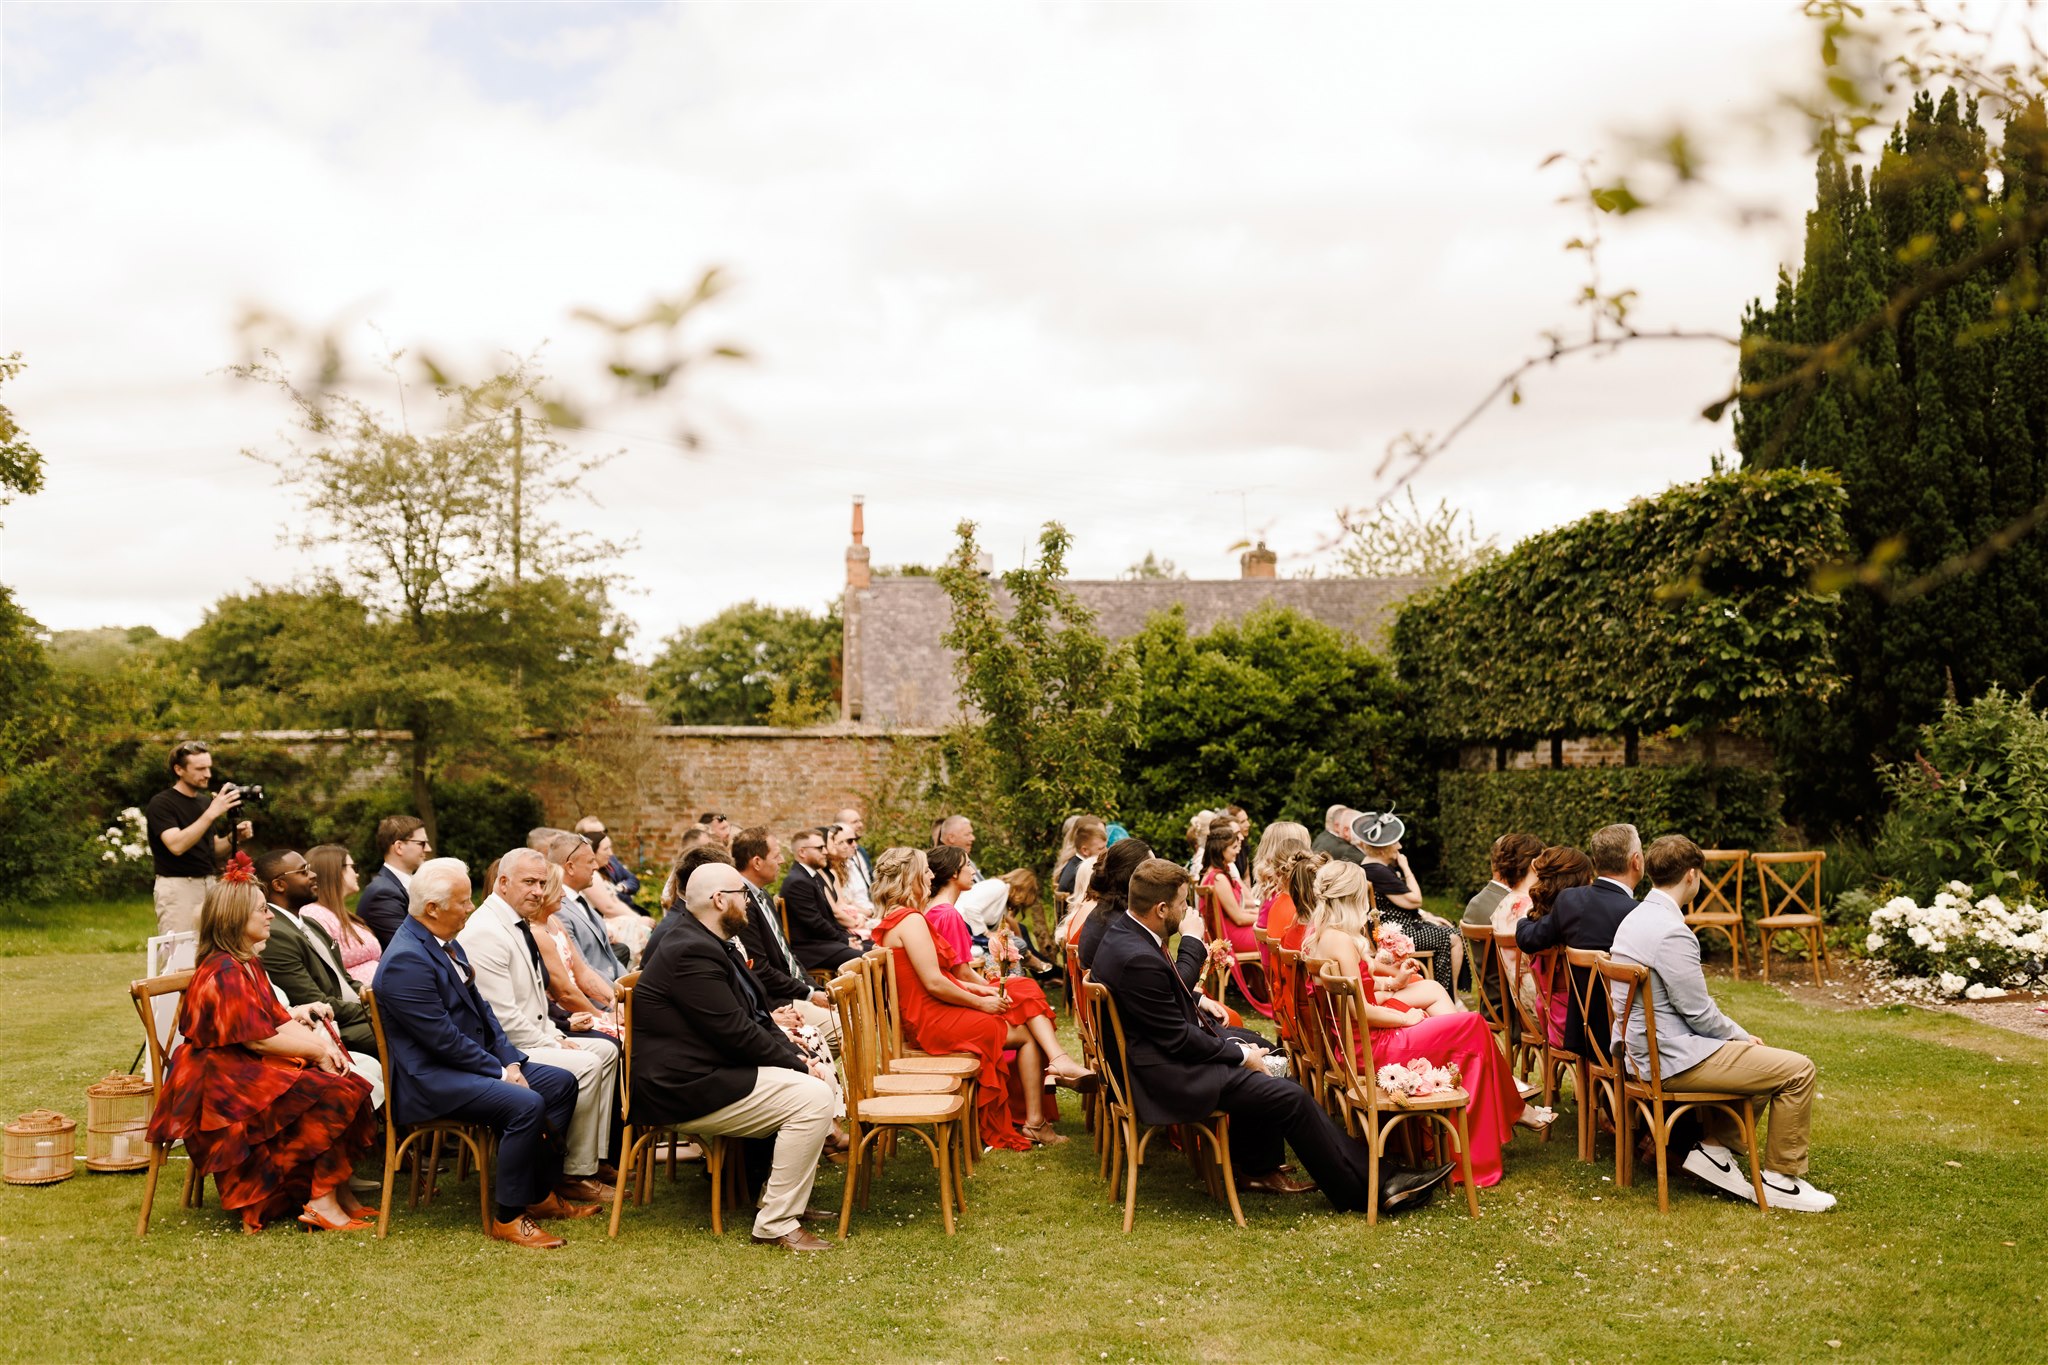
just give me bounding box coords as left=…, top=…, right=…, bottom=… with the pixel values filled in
left=1864, top=879, right=2048, bottom=999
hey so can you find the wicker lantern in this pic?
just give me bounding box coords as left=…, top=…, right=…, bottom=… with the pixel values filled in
left=4, top=1110, right=77, bottom=1185
left=85, top=1073, right=152, bottom=1172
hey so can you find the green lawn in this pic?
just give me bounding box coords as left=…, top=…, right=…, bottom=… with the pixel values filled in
left=1, top=902, right=2042, bottom=1363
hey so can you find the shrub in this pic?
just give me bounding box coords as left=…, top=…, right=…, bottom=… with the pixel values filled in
left=1436, top=766, right=1780, bottom=899
left=1864, top=880, right=2048, bottom=997
left=1872, top=688, right=2048, bottom=900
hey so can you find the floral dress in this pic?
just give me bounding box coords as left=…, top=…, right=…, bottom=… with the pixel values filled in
left=146, top=953, right=375, bottom=1230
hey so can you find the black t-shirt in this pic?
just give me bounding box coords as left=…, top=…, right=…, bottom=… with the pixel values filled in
left=1363, top=860, right=1410, bottom=912
left=145, top=788, right=217, bottom=878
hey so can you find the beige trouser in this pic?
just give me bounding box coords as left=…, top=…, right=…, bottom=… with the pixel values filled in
left=153, top=876, right=215, bottom=936
left=527, top=1041, right=619, bottom=1179
left=1665, top=1039, right=1817, bottom=1177
left=685, top=1068, right=835, bottom=1240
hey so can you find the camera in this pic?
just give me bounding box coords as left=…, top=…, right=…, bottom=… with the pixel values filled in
left=223, top=782, right=267, bottom=806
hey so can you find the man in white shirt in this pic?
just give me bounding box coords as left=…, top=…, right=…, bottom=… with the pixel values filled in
left=459, top=848, right=618, bottom=1204
left=1609, top=834, right=1834, bottom=1213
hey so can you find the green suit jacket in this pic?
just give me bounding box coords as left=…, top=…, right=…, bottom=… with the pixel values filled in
left=259, top=905, right=375, bottom=1054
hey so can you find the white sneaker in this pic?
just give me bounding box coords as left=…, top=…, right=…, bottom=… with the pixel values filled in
left=1760, top=1170, right=1837, bottom=1212
left=1681, top=1143, right=1757, bottom=1202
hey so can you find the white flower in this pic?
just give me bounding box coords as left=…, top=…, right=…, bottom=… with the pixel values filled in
left=105, top=826, right=120, bottom=838
left=1937, top=972, right=1968, bottom=997
left=1947, top=880, right=1974, bottom=898
left=1866, top=933, right=1886, bottom=952
left=1966, top=956, right=1982, bottom=971
left=1964, top=983, right=2007, bottom=1000
left=101, top=850, right=117, bottom=863
left=1930, top=940, right=1948, bottom=954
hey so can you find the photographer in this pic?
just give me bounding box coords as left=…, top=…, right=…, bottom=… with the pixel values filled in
left=144, top=741, right=255, bottom=935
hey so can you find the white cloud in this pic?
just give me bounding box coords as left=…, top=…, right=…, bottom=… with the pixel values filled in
left=2, top=0, right=1825, bottom=655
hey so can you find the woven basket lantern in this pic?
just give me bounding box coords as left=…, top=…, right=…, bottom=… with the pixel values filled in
left=85, top=1073, right=152, bottom=1173
left=4, top=1110, right=77, bottom=1186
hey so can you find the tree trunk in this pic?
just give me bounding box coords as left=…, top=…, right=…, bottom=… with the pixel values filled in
left=1550, top=735, right=1564, bottom=769
left=1702, top=725, right=1721, bottom=818
left=1624, top=728, right=1639, bottom=767
left=409, top=713, right=438, bottom=848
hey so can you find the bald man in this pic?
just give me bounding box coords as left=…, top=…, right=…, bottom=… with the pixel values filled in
left=630, top=862, right=838, bottom=1252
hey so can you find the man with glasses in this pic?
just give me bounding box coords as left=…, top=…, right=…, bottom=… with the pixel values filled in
left=357, top=815, right=432, bottom=947
left=696, top=812, right=733, bottom=848
left=631, top=862, right=838, bottom=1252
left=782, top=827, right=860, bottom=973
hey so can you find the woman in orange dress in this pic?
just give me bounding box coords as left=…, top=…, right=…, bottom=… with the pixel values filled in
left=146, top=857, right=377, bottom=1232
left=1301, top=860, right=1551, bottom=1187
left=872, top=847, right=1096, bottom=1149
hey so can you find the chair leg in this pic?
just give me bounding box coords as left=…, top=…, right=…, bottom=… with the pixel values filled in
left=1614, top=1087, right=1633, bottom=1188
left=1744, top=1103, right=1770, bottom=1212
left=934, top=1126, right=956, bottom=1236
left=705, top=1138, right=724, bottom=1236
left=379, top=1131, right=406, bottom=1239
left=1652, top=1104, right=1672, bottom=1215
left=472, top=1132, right=491, bottom=1234
left=135, top=1144, right=164, bottom=1238
left=1453, top=1110, right=1480, bottom=1218
left=838, top=1125, right=864, bottom=1239
left=1213, top=1121, right=1246, bottom=1228
left=951, top=1119, right=969, bottom=1215
left=1759, top=933, right=1771, bottom=983
left=1121, top=1119, right=1142, bottom=1234
left=608, top=1128, right=636, bottom=1237
left=1365, top=1123, right=1382, bottom=1227
left=180, top=1157, right=202, bottom=1208
left=1808, top=928, right=1824, bottom=986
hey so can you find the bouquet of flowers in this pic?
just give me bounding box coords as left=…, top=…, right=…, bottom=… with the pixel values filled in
left=1375, top=925, right=1416, bottom=960
left=1375, top=1057, right=1462, bottom=1099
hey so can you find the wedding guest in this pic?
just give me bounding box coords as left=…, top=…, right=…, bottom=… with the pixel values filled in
left=834, top=807, right=875, bottom=908
left=1312, top=805, right=1366, bottom=866
left=922, top=845, right=981, bottom=961
left=1052, top=815, right=1083, bottom=891
left=1609, top=835, right=1836, bottom=1212
left=728, top=829, right=837, bottom=1036
left=872, top=847, right=1095, bottom=1150
left=1058, top=816, right=1108, bottom=897
left=1251, top=822, right=1312, bottom=932
left=655, top=828, right=717, bottom=916
left=147, top=856, right=376, bottom=1232
left=633, top=862, right=839, bottom=1252
left=824, top=822, right=871, bottom=913
left=254, top=848, right=377, bottom=1057
left=1264, top=848, right=1319, bottom=950
left=1094, top=857, right=1453, bottom=1212
left=1354, top=810, right=1463, bottom=987
left=1073, top=837, right=1155, bottom=968
left=1500, top=844, right=1591, bottom=1041
left=696, top=812, right=734, bottom=847
left=1225, top=804, right=1253, bottom=880
left=357, top=815, right=432, bottom=947
left=302, top=844, right=381, bottom=986
left=649, top=844, right=739, bottom=958
left=936, top=815, right=981, bottom=882
left=533, top=864, right=616, bottom=1017
left=1302, top=860, right=1552, bottom=1189
left=1515, top=823, right=1642, bottom=1056
left=1465, top=832, right=1545, bottom=927
left=577, top=836, right=652, bottom=965
left=143, top=740, right=252, bottom=935
left=370, top=858, right=595, bottom=1249
left=575, top=816, right=645, bottom=914
left=781, top=827, right=861, bottom=973
left=546, top=832, right=627, bottom=986
left=458, top=849, right=620, bottom=1204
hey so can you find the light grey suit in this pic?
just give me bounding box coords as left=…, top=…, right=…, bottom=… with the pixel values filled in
left=1462, top=880, right=1510, bottom=928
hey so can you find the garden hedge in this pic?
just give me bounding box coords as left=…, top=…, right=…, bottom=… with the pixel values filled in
left=1436, top=765, right=1781, bottom=898
left=1392, top=469, right=1849, bottom=744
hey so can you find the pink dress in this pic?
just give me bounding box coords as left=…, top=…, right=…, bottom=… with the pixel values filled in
left=1491, top=892, right=1566, bottom=1046
left=924, top=902, right=974, bottom=963
left=1202, top=868, right=1271, bottom=1016
left=301, top=907, right=381, bottom=986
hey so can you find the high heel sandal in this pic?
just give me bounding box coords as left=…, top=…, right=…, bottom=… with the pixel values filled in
left=297, top=1203, right=373, bottom=1232
left=1050, top=1062, right=1101, bottom=1095
left=1020, top=1120, right=1069, bottom=1147
left=1515, top=1105, right=1559, bottom=1133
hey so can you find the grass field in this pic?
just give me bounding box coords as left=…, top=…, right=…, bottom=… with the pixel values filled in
left=1, top=899, right=2041, bottom=1363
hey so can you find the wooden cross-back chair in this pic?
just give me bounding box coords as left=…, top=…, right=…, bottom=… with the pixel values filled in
left=1754, top=851, right=1829, bottom=985
left=1316, top=965, right=1481, bottom=1225
left=1498, top=941, right=1585, bottom=1154
left=605, top=971, right=748, bottom=1238
left=1255, top=929, right=1292, bottom=1049
left=1288, top=952, right=1344, bottom=1121
left=851, top=949, right=979, bottom=1175
left=1599, top=958, right=1770, bottom=1214
left=1563, top=947, right=1631, bottom=1181
left=1082, top=980, right=1245, bottom=1234
left=361, top=987, right=497, bottom=1238
left=828, top=972, right=969, bottom=1237
left=1684, top=850, right=1750, bottom=974
left=1195, top=881, right=1266, bottom=1012
left=130, top=970, right=200, bottom=1237
left=1064, top=942, right=1106, bottom=1151
left=1459, top=923, right=1511, bottom=1058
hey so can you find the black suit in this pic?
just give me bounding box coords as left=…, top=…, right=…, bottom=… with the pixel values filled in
left=1515, top=878, right=1640, bottom=1055
left=356, top=865, right=411, bottom=948
left=632, top=913, right=808, bottom=1125
left=780, top=863, right=858, bottom=972
left=1091, top=912, right=1376, bottom=1211
left=736, top=884, right=813, bottom=1004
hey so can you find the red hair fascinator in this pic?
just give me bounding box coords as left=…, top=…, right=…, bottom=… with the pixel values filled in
left=220, top=851, right=256, bottom=885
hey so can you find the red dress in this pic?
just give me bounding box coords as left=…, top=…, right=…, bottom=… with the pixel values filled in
left=146, top=953, right=375, bottom=1230
left=1204, top=868, right=1271, bottom=1016
left=877, top=907, right=1056, bottom=1152
left=1319, top=956, right=1522, bottom=1188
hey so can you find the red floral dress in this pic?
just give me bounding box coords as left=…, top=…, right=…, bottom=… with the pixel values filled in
left=876, top=907, right=1057, bottom=1151
left=146, top=952, right=376, bottom=1230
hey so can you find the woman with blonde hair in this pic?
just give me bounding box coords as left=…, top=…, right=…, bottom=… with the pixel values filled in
left=871, top=847, right=1096, bottom=1149
left=1251, top=821, right=1312, bottom=929
left=144, top=855, right=376, bottom=1232
left=535, top=863, right=617, bottom=1023
left=1302, top=860, right=1548, bottom=1188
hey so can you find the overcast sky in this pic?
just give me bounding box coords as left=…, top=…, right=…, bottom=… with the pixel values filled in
left=2, top=1, right=1831, bottom=657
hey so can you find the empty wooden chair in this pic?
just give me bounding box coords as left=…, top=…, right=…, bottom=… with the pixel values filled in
left=129, top=970, right=201, bottom=1237
left=828, top=973, right=969, bottom=1237
left=1599, top=958, right=1770, bottom=1214
left=605, top=972, right=747, bottom=1238
left=1754, top=851, right=1829, bottom=985
left=1460, top=923, right=1511, bottom=1056
left=362, top=988, right=496, bottom=1238
left=1564, top=948, right=1627, bottom=1179
left=1684, top=850, right=1750, bottom=975
left=1498, top=939, right=1582, bottom=1149
left=1083, top=981, right=1244, bottom=1233
left=1316, top=965, right=1481, bottom=1224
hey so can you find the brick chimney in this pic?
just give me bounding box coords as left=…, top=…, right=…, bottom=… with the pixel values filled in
left=1240, top=540, right=1277, bottom=579
left=845, top=494, right=871, bottom=589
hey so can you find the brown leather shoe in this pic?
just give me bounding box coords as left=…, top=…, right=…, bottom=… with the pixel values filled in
left=554, top=1178, right=616, bottom=1204
left=1239, top=1171, right=1318, bottom=1195
left=793, top=1207, right=837, bottom=1226
left=526, top=1193, right=602, bottom=1220
left=752, top=1227, right=835, bottom=1251
left=490, top=1215, right=566, bottom=1249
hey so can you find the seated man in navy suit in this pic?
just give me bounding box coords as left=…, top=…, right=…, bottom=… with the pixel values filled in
left=1515, top=822, right=1644, bottom=1056
left=1091, top=858, right=1451, bottom=1215
left=370, top=857, right=597, bottom=1249
left=356, top=814, right=433, bottom=948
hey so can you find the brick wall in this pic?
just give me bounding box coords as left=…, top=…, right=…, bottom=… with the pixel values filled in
left=1455, top=732, right=1774, bottom=771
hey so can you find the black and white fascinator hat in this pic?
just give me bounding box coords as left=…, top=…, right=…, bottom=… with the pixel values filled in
left=1350, top=808, right=1406, bottom=848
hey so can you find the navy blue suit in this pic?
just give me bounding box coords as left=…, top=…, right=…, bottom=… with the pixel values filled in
left=1515, top=877, right=1640, bottom=1056
left=356, top=865, right=412, bottom=948
left=1092, top=912, right=1376, bottom=1211
left=371, top=915, right=577, bottom=1208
